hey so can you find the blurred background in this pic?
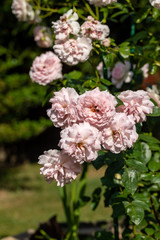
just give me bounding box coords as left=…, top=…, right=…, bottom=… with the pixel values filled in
left=0, top=1, right=112, bottom=238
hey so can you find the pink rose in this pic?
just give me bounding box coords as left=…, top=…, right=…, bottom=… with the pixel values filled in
left=81, top=16, right=110, bottom=41
left=58, top=122, right=101, bottom=164
left=87, top=0, right=117, bottom=6
left=117, top=90, right=154, bottom=123
left=53, top=37, right=92, bottom=66
left=34, top=26, right=53, bottom=48
left=47, top=87, right=79, bottom=128
left=111, top=61, right=133, bottom=89
left=77, top=87, right=117, bottom=129
left=52, top=9, right=80, bottom=41
left=29, top=51, right=62, bottom=85
left=38, top=149, right=81, bottom=187
left=101, top=113, right=138, bottom=153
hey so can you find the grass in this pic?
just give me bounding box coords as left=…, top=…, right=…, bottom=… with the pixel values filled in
left=0, top=163, right=112, bottom=238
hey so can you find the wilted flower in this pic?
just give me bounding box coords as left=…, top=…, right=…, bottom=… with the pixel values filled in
left=96, top=62, right=104, bottom=79
left=29, top=51, right=62, bottom=85
left=117, top=90, right=154, bottom=123
left=81, top=16, right=110, bottom=40
left=47, top=87, right=79, bottom=128
left=38, top=149, right=81, bottom=187
left=59, top=122, right=101, bottom=164
left=11, top=0, right=40, bottom=22
left=150, top=0, right=160, bottom=9
left=53, top=37, right=92, bottom=65
left=111, top=61, right=133, bottom=89
left=146, top=85, right=160, bottom=107
left=77, top=87, right=117, bottom=129
left=101, top=113, right=138, bottom=153
left=34, top=26, right=53, bottom=48
left=52, top=9, right=80, bottom=41
left=87, top=0, right=117, bottom=6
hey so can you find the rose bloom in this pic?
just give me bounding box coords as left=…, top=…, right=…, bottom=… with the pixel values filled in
left=11, top=0, right=40, bottom=22
left=34, top=26, right=53, bottom=48
left=81, top=16, right=110, bottom=41
left=77, top=87, right=117, bottom=129
left=150, top=0, right=160, bottom=9
left=87, top=0, right=117, bottom=6
left=38, top=149, right=81, bottom=187
left=29, top=51, right=62, bottom=85
left=111, top=61, right=133, bottom=89
left=53, top=37, right=92, bottom=66
left=146, top=85, right=160, bottom=108
left=59, top=122, right=101, bottom=164
left=101, top=113, right=138, bottom=153
left=96, top=62, right=104, bottom=79
left=52, top=9, right=80, bottom=41
left=141, top=63, right=149, bottom=79
left=47, top=87, right=79, bottom=128
left=101, top=38, right=111, bottom=47
left=116, top=90, right=154, bottom=123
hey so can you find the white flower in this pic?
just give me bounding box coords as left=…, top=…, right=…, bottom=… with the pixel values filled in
left=146, top=85, right=160, bottom=107
left=11, top=0, right=40, bottom=22
left=87, top=0, right=117, bottom=7
left=150, top=0, right=160, bottom=9
left=141, top=63, right=149, bottom=79
left=53, top=37, right=92, bottom=65
left=52, top=9, right=80, bottom=41
left=34, top=26, right=53, bottom=48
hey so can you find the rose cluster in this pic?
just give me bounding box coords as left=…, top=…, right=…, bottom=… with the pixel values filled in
left=52, top=10, right=110, bottom=66
left=39, top=87, right=154, bottom=186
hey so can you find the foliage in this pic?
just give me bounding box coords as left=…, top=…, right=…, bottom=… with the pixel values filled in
left=7, top=0, right=160, bottom=239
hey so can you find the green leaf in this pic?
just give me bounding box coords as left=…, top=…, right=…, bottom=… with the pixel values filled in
left=126, top=159, right=147, bottom=172
left=122, top=168, right=139, bottom=195
left=91, top=187, right=101, bottom=211
left=64, top=70, right=83, bottom=80
left=134, top=142, right=152, bottom=164
left=136, top=7, right=151, bottom=23
left=132, top=200, right=150, bottom=211
left=151, top=173, right=160, bottom=184
left=119, top=42, right=130, bottom=58
left=103, top=54, right=114, bottom=68
left=145, top=227, right=155, bottom=236
left=148, top=106, right=160, bottom=117
left=148, top=152, right=160, bottom=172
left=94, top=230, right=113, bottom=240
left=139, top=134, right=160, bottom=144
left=126, top=204, right=144, bottom=225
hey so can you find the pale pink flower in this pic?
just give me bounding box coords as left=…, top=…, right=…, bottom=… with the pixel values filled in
left=52, top=9, right=80, bottom=41
left=146, top=85, right=160, bottom=108
left=150, top=0, right=160, bottom=9
left=53, top=37, right=92, bottom=65
left=47, top=87, right=79, bottom=128
left=77, top=88, right=117, bottom=129
left=11, top=0, right=40, bottom=22
left=101, top=38, right=111, bottom=47
left=111, top=61, right=133, bottom=89
left=87, top=0, right=117, bottom=6
left=59, top=122, right=101, bottom=164
left=29, top=51, right=62, bottom=85
left=34, top=26, right=53, bottom=48
left=81, top=16, right=110, bottom=41
left=101, top=113, right=138, bottom=153
left=38, top=149, right=81, bottom=187
left=117, top=90, right=154, bottom=123
left=96, top=62, right=104, bottom=79
left=141, top=63, right=149, bottom=79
